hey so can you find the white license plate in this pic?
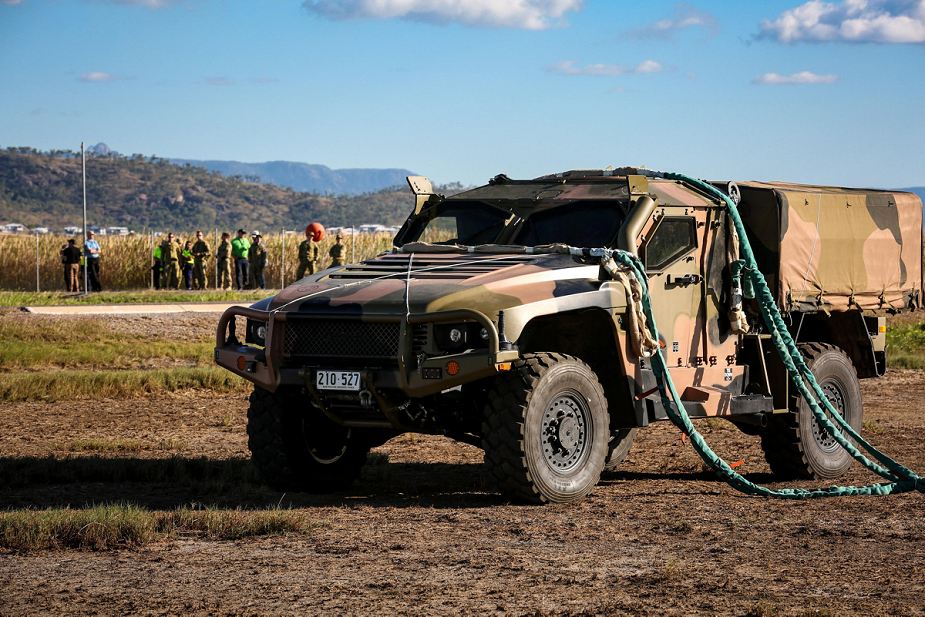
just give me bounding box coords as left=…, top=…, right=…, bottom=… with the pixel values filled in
left=316, top=370, right=361, bottom=391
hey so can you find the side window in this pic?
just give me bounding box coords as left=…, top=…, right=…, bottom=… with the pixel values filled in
left=644, top=217, right=697, bottom=271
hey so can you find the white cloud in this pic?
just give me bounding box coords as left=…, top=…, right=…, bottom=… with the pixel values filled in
left=2, top=0, right=24, bottom=6
left=752, top=70, right=839, bottom=85
left=634, top=59, right=664, bottom=74
left=303, top=0, right=583, bottom=30
left=761, top=0, right=925, bottom=43
left=79, top=71, right=116, bottom=82
left=548, top=59, right=663, bottom=76
left=633, top=3, right=717, bottom=38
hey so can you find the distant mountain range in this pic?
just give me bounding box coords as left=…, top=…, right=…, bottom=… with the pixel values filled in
left=902, top=187, right=925, bottom=204
left=170, top=158, right=415, bottom=195
left=0, top=147, right=415, bottom=230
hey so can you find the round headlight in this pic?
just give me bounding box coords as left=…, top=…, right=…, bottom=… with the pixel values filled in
left=449, top=327, right=463, bottom=343
left=256, top=325, right=267, bottom=341
left=479, top=327, right=489, bottom=341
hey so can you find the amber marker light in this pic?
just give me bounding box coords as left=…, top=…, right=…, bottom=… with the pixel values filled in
left=236, top=356, right=247, bottom=371
left=496, top=362, right=512, bottom=371
left=446, top=360, right=460, bottom=376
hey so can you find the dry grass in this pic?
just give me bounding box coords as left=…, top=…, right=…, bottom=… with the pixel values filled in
left=0, top=367, right=247, bottom=402
left=0, top=231, right=396, bottom=291
left=60, top=437, right=184, bottom=454
left=0, top=503, right=324, bottom=552
left=0, top=318, right=213, bottom=369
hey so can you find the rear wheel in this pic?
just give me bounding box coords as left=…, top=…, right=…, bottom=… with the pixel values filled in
left=247, top=386, right=370, bottom=492
left=482, top=353, right=609, bottom=504
left=760, top=343, right=862, bottom=480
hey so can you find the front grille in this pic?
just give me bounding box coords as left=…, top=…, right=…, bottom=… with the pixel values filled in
left=283, top=319, right=401, bottom=359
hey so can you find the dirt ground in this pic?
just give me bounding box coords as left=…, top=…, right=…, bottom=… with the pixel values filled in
left=1, top=323, right=924, bottom=615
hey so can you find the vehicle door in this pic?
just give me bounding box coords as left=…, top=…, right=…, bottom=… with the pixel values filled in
left=640, top=205, right=708, bottom=371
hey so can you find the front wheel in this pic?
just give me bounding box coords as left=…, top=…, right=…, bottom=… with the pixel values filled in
left=482, top=353, right=610, bottom=504
left=247, top=387, right=370, bottom=492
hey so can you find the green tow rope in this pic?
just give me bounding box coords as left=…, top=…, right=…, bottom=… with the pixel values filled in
left=605, top=171, right=924, bottom=498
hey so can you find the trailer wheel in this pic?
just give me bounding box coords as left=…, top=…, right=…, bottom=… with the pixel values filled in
left=603, top=428, right=637, bottom=472
left=482, top=353, right=609, bottom=504
left=247, top=386, right=369, bottom=492
left=760, top=343, right=863, bottom=480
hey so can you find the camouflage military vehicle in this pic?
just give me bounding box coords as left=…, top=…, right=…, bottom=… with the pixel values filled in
left=215, top=170, right=922, bottom=503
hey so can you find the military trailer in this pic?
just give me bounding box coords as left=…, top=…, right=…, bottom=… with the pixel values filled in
left=215, top=170, right=922, bottom=503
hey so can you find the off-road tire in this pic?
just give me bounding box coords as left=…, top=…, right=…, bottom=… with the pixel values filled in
left=247, top=386, right=370, bottom=492
left=760, top=343, right=863, bottom=480
left=482, top=353, right=610, bottom=504
left=603, top=428, right=637, bottom=472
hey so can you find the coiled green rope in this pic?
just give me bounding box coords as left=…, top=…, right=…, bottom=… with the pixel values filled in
left=606, top=171, right=923, bottom=498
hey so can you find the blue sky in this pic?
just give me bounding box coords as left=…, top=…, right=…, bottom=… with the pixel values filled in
left=1, top=0, right=923, bottom=187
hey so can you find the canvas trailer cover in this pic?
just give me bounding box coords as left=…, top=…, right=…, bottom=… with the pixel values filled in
left=727, top=181, right=922, bottom=314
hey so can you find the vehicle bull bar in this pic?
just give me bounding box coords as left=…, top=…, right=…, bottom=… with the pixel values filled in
left=215, top=305, right=518, bottom=393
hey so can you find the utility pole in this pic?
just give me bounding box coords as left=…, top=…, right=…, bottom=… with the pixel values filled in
left=35, top=231, right=40, bottom=292
left=280, top=228, right=286, bottom=288
left=81, top=142, right=89, bottom=295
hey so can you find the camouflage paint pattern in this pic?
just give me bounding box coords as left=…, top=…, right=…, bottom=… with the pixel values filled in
left=732, top=181, right=922, bottom=313
left=216, top=170, right=921, bottom=425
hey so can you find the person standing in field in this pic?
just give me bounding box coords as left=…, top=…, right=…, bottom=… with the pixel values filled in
left=159, top=233, right=181, bottom=289
left=328, top=232, right=346, bottom=268
left=61, top=238, right=81, bottom=292
left=216, top=232, right=233, bottom=290
left=151, top=241, right=163, bottom=290
left=232, top=228, right=251, bottom=290
left=181, top=240, right=195, bottom=290
left=191, top=229, right=211, bottom=290
left=297, top=229, right=319, bottom=279
left=248, top=232, right=268, bottom=290
left=83, top=230, right=102, bottom=292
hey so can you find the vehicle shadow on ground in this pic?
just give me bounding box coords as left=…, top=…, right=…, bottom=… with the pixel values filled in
left=0, top=456, right=776, bottom=510
left=601, top=470, right=777, bottom=484
left=0, top=455, right=505, bottom=510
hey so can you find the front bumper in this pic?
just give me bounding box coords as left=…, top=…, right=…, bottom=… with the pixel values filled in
left=214, top=306, right=518, bottom=396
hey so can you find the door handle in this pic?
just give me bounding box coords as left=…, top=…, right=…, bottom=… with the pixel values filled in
left=666, top=273, right=701, bottom=287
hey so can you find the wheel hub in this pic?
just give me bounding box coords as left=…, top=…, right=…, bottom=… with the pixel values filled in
left=810, top=380, right=847, bottom=453
left=541, top=391, right=591, bottom=472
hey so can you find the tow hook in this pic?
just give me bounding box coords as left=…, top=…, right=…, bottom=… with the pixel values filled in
left=359, top=389, right=374, bottom=408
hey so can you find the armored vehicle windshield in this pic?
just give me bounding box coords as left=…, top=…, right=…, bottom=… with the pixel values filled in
left=399, top=199, right=627, bottom=248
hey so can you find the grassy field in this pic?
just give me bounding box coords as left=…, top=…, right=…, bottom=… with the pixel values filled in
left=0, top=289, right=272, bottom=307
left=886, top=320, right=925, bottom=368
left=0, top=316, right=212, bottom=369
left=0, top=313, right=246, bottom=402
left=0, top=503, right=324, bottom=551
left=0, top=367, right=247, bottom=403
left=2, top=310, right=925, bottom=403
left=0, top=231, right=395, bottom=292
